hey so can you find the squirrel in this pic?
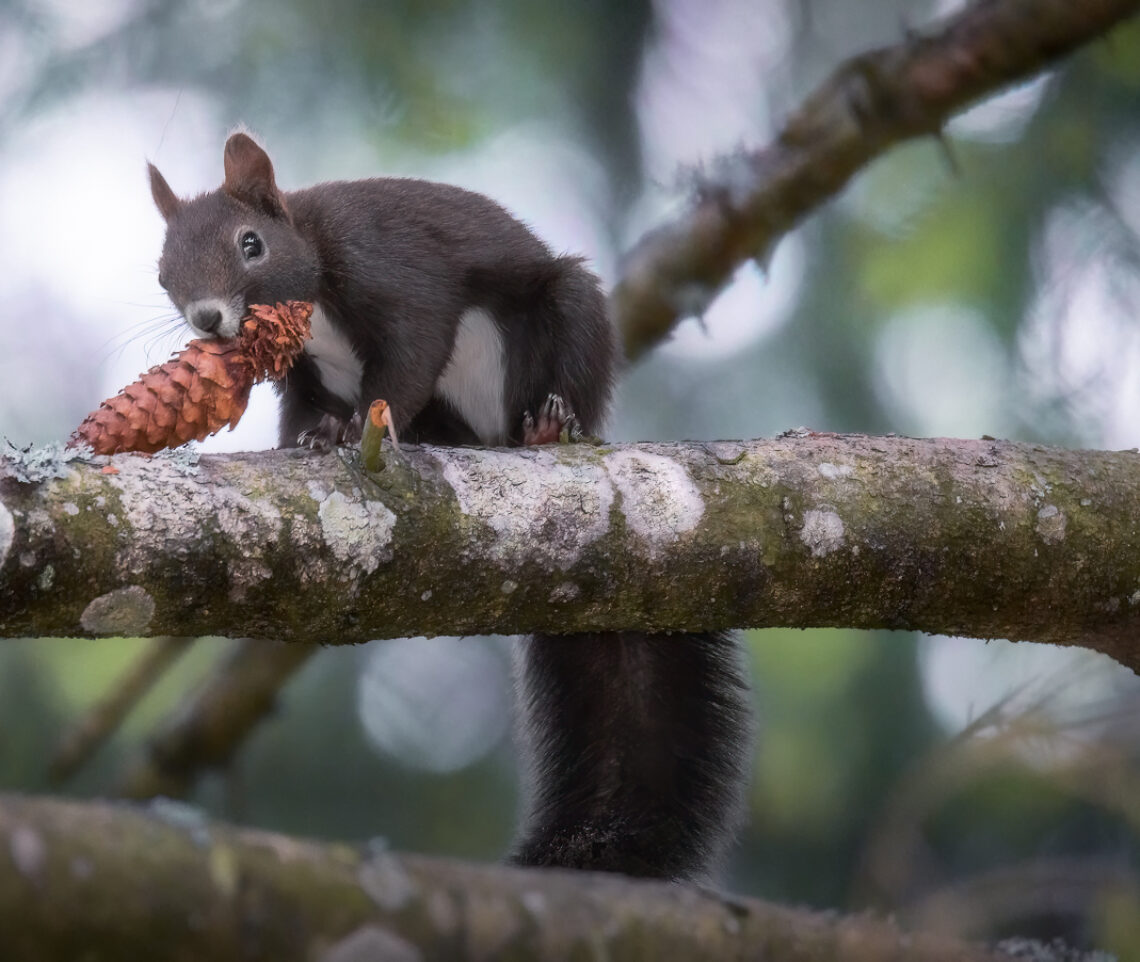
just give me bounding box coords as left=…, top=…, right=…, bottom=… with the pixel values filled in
left=147, top=132, right=753, bottom=881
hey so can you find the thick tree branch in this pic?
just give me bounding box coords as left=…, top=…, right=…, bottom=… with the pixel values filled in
left=613, top=0, right=1140, bottom=358
left=0, top=792, right=1022, bottom=962
left=3, top=436, right=1140, bottom=669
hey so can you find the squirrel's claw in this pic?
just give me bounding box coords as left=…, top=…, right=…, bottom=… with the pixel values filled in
left=298, top=412, right=360, bottom=451
left=522, top=393, right=580, bottom=446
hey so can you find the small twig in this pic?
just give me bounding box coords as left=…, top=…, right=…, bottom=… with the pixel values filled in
left=47, top=636, right=194, bottom=785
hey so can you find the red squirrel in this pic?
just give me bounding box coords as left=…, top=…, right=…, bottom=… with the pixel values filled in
left=148, top=132, right=752, bottom=880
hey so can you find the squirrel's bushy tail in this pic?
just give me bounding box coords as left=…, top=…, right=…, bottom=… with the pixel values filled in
left=509, top=629, right=753, bottom=881
left=474, top=254, right=753, bottom=880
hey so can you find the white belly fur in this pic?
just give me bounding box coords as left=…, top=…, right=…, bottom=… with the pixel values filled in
left=435, top=307, right=507, bottom=445
left=306, top=303, right=364, bottom=406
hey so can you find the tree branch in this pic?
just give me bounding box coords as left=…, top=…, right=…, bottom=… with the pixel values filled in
left=3, top=435, right=1140, bottom=669
left=115, top=638, right=317, bottom=800
left=612, top=0, right=1140, bottom=358
left=0, top=792, right=1023, bottom=962
left=47, top=635, right=193, bottom=785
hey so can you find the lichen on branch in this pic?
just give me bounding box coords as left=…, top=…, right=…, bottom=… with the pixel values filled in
left=3, top=435, right=1140, bottom=673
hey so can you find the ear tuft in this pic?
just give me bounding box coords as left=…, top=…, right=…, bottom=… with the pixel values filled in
left=148, top=162, right=182, bottom=222
left=223, top=133, right=287, bottom=218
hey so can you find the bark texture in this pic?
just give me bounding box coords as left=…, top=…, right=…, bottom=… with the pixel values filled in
left=0, top=792, right=1020, bottom=962
left=3, top=435, right=1140, bottom=671
left=613, top=0, right=1140, bottom=358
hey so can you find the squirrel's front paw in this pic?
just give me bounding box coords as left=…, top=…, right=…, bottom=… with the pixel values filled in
left=298, top=412, right=362, bottom=451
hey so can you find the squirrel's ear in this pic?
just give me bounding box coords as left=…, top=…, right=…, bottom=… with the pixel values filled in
left=223, top=133, right=287, bottom=218
left=148, top=163, right=181, bottom=221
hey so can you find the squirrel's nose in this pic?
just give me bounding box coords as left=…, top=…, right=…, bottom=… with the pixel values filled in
left=190, top=306, right=223, bottom=334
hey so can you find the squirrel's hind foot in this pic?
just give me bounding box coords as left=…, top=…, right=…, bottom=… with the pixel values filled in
left=522, top=393, right=581, bottom=446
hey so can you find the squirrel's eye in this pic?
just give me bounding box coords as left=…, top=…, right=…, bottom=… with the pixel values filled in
left=240, top=231, right=264, bottom=260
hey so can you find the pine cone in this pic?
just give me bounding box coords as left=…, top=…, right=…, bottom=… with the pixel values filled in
left=71, top=301, right=313, bottom=455
left=240, top=301, right=314, bottom=381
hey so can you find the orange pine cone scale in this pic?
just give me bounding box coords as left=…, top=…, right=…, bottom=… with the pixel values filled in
left=70, top=301, right=313, bottom=455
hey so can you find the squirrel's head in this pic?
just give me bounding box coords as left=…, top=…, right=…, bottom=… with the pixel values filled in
left=149, top=133, right=320, bottom=339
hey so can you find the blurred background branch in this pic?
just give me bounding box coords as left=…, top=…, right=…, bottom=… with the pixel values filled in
left=614, top=0, right=1140, bottom=359
left=47, top=635, right=192, bottom=785
left=114, top=639, right=317, bottom=800
left=0, top=792, right=1041, bottom=962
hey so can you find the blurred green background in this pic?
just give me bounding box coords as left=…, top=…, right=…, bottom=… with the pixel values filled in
left=2, top=0, right=1140, bottom=952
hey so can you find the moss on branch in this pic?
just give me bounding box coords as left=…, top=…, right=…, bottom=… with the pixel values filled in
left=2, top=435, right=1140, bottom=671
left=0, top=793, right=1020, bottom=962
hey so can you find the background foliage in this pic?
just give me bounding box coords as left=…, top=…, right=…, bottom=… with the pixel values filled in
left=2, top=0, right=1140, bottom=950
